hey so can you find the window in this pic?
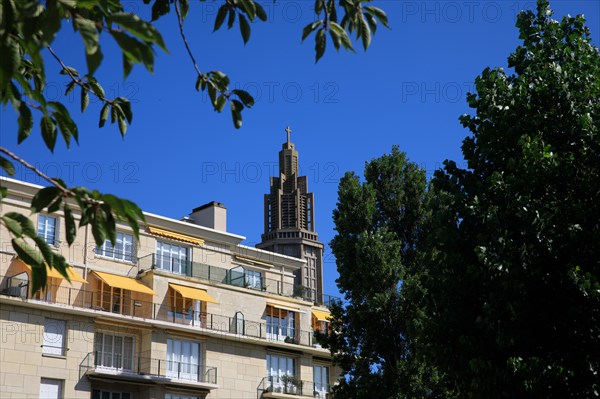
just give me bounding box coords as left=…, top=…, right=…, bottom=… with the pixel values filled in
left=38, top=215, right=58, bottom=246
left=92, top=391, right=131, bottom=399
left=43, top=319, right=66, bottom=356
left=167, top=338, right=201, bottom=381
left=168, top=288, right=203, bottom=325
left=244, top=269, right=262, bottom=290
left=156, top=241, right=189, bottom=274
left=266, top=306, right=297, bottom=342
left=39, top=378, right=63, bottom=399
left=313, top=365, right=330, bottom=397
left=267, top=354, right=297, bottom=394
left=97, top=232, right=135, bottom=262
left=94, top=332, right=135, bottom=371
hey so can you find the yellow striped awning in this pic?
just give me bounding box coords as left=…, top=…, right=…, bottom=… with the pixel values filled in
left=169, top=283, right=219, bottom=304
left=147, top=226, right=204, bottom=246
left=21, top=260, right=87, bottom=284
left=234, top=255, right=273, bottom=267
left=93, top=271, right=156, bottom=295
left=267, top=302, right=306, bottom=314
left=311, top=310, right=331, bottom=322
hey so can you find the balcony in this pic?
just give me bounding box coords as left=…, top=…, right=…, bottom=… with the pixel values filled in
left=138, top=254, right=341, bottom=307
left=257, top=376, right=331, bottom=398
left=80, top=351, right=218, bottom=390
left=0, top=275, right=327, bottom=350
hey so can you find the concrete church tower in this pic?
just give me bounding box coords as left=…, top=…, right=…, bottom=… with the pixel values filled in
left=257, top=127, right=324, bottom=299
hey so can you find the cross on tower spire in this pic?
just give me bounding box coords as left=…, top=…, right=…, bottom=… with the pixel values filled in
left=285, top=126, right=292, bottom=145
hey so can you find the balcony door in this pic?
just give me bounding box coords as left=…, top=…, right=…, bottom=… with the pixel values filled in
left=266, top=306, right=296, bottom=342
left=94, top=332, right=135, bottom=371
left=267, top=354, right=297, bottom=394
left=167, top=338, right=201, bottom=381
left=313, top=365, right=330, bottom=398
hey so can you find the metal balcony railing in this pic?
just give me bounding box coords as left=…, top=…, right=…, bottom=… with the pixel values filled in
left=0, top=275, right=327, bottom=349
left=139, top=253, right=341, bottom=306
left=257, top=376, right=331, bottom=397
left=80, top=351, right=217, bottom=385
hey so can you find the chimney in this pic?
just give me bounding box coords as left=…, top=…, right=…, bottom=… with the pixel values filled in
left=189, top=202, right=227, bottom=231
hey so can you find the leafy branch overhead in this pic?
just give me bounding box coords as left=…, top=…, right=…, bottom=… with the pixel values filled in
left=0, top=0, right=387, bottom=291
left=303, top=0, right=390, bottom=62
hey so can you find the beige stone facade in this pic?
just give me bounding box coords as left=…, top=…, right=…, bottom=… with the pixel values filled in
left=0, top=177, right=336, bottom=399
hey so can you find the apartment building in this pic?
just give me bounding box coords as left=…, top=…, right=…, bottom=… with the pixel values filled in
left=0, top=138, right=337, bottom=399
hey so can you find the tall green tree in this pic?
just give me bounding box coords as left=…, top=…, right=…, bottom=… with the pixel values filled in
left=424, top=1, right=600, bottom=397
left=0, top=0, right=388, bottom=292
left=321, top=147, right=450, bottom=398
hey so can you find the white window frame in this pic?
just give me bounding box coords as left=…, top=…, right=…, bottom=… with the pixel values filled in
left=97, top=232, right=135, bottom=262
left=167, top=338, right=201, bottom=382
left=156, top=241, right=189, bottom=274
left=43, top=318, right=66, bottom=356
left=266, top=307, right=296, bottom=342
left=244, top=269, right=263, bottom=290
left=94, top=332, right=135, bottom=371
left=313, top=365, right=330, bottom=397
left=38, top=214, right=58, bottom=247
left=39, top=378, right=63, bottom=399
left=267, top=353, right=297, bottom=394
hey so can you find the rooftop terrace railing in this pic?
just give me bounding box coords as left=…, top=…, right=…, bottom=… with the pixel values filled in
left=0, top=275, right=325, bottom=349
left=138, top=253, right=341, bottom=307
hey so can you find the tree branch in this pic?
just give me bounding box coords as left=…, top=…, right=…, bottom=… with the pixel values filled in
left=0, top=146, right=70, bottom=193
left=174, top=0, right=203, bottom=78
left=46, top=46, right=114, bottom=105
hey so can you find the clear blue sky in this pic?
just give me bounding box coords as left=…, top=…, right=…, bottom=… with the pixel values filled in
left=1, top=1, right=598, bottom=299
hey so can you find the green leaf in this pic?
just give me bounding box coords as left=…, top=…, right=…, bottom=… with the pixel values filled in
left=99, top=103, right=110, bottom=127
left=47, top=196, right=63, bottom=213
left=238, top=0, right=256, bottom=21
left=233, top=89, right=254, bottom=107
left=364, top=6, right=389, bottom=28
left=81, top=87, right=90, bottom=112
left=75, top=16, right=102, bottom=74
left=302, top=21, right=322, bottom=42
left=17, top=102, right=34, bottom=144
left=2, top=215, right=22, bottom=236
left=214, top=5, right=229, bottom=31
left=151, top=0, right=170, bottom=21
left=109, top=12, right=168, bottom=52
left=41, top=115, right=58, bottom=152
left=230, top=99, right=243, bottom=129
left=12, top=238, right=46, bottom=292
left=329, top=28, right=341, bottom=50
left=118, top=116, right=127, bottom=136
left=49, top=101, right=79, bottom=146
left=239, top=13, right=251, bottom=44
left=215, top=95, right=227, bottom=112
left=179, top=0, right=189, bottom=20
left=117, top=98, right=133, bottom=124
left=255, top=2, right=267, bottom=21
left=359, top=15, right=371, bottom=50
left=0, top=156, right=15, bottom=176
left=227, top=8, right=236, bottom=29
left=63, top=205, right=76, bottom=246
left=330, top=22, right=354, bottom=52
left=315, top=28, right=326, bottom=62
left=4, top=212, right=37, bottom=236
left=31, top=186, right=62, bottom=213
left=88, top=78, right=105, bottom=99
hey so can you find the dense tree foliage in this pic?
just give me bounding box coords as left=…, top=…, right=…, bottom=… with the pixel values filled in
left=319, top=147, right=452, bottom=398
left=326, top=1, right=599, bottom=397
left=0, top=0, right=388, bottom=292
left=424, top=1, right=599, bottom=397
